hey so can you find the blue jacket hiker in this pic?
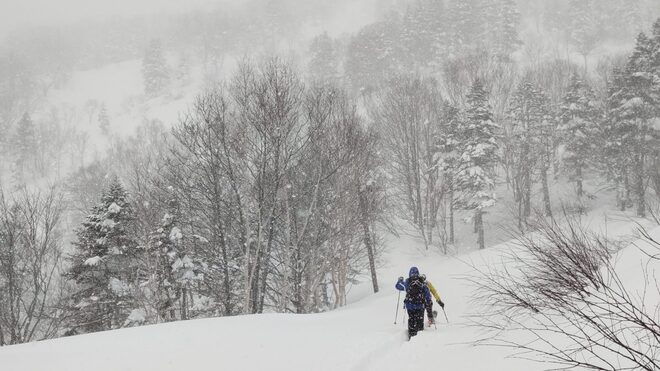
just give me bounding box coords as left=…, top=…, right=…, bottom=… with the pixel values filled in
left=395, top=266, right=432, bottom=339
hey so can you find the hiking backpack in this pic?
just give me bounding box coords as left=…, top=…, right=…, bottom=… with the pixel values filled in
left=405, top=276, right=426, bottom=305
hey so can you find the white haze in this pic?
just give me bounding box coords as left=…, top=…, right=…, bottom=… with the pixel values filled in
left=0, top=0, right=380, bottom=39
left=0, top=0, right=226, bottom=35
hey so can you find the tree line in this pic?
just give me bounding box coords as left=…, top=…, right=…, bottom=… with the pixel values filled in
left=2, top=12, right=660, bottom=348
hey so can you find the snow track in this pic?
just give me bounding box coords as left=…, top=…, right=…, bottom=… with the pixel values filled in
left=0, top=212, right=655, bottom=371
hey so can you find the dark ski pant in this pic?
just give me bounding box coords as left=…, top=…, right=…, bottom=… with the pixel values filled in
left=425, top=300, right=434, bottom=321
left=407, top=308, right=425, bottom=338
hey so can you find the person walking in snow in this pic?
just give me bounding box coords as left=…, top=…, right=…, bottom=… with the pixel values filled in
left=395, top=266, right=432, bottom=339
left=420, top=274, right=445, bottom=326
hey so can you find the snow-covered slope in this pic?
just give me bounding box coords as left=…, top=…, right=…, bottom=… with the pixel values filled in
left=0, top=212, right=656, bottom=371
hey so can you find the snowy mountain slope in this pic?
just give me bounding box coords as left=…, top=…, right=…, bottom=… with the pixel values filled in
left=0, top=212, right=655, bottom=371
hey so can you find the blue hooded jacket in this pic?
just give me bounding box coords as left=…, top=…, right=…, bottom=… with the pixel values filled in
left=395, top=266, right=431, bottom=310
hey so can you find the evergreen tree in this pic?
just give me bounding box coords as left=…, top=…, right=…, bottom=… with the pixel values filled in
left=606, top=32, right=659, bottom=216
left=401, top=0, right=447, bottom=69
left=447, top=0, right=484, bottom=56
left=568, top=0, right=600, bottom=71
left=176, top=54, right=191, bottom=87
left=489, top=0, right=522, bottom=59
left=650, top=18, right=660, bottom=199
left=508, top=80, right=554, bottom=225
left=147, top=199, right=200, bottom=321
left=455, top=79, right=499, bottom=249
left=65, top=178, right=141, bottom=333
left=142, top=39, right=169, bottom=98
left=602, top=67, right=635, bottom=211
left=345, top=21, right=404, bottom=92
left=620, top=0, right=645, bottom=37
left=308, top=32, right=339, bottom=83
left=12, top=112, right=37, bottom=185
left=98, top=104, right=110, bottom=135
left=559, top=74, right=599, bottom=198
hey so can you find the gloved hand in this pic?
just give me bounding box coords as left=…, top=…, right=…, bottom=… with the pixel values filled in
left=397, top=276, right=404, bottom=282
left=437, top=300, right=445, bottom=308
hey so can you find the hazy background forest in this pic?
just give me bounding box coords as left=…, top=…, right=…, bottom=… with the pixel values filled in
left=1, top=0, right=660, bottom=349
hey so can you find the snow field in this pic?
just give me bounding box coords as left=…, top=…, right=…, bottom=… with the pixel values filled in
left=4, top=208, right=655, bottom=371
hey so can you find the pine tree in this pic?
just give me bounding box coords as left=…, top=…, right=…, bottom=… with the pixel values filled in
left=98, top=104, right=110, bottom=135
left=308, top=32, right=339, bottom=83
left=559, top=74, right=599, bottom=198
left=508, top=80, right=554, bottom=225
left=176, top=54, right=191, bottom=87
left=447, top=0, right=484, bottom=56
left=606, top=32, right=658, bottom=216
left=147, top=199, right=200, bottom=321
left=602, top=67, right=635, bottom=211
left=401, top=0, right=447, bottom=69
left=455, top=79, right=499, bottom=249
left=650, top=18, right=660, bottom=200
left=620, top=0, right=645, bottom=37
left=490, top=0, right=522, bottom=59
left=568, top=0, right=600, bottom=71
left=65, top=178, right=141, bottom=333
left=346, top=21, right=404, bottom=92
left=142, top=39, right=169, bottom=98
left=12, top=112, right=37, bottom=185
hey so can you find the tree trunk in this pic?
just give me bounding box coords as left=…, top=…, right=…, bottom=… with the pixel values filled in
left=358, top=190, right=379, bottom=293
left=523, top=167, right=531, bottom=223
left=448, top=175, right=455, bottom=245
left=181, top=287, right=188, bottom=320
left=219, top=232, right=232, bottom=316
left=619, top=172, right=629, bottom=211
left=576, top=164, right=583, bottom=198
left=636, top=153, right=645, bottom=218
left=541, top=164, right=552, bottom=218
left=476, top=210, right=485, bottom=250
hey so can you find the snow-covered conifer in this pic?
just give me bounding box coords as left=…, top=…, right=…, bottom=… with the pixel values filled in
left=65, top=178, right=141, bottom=333
left=605, top=32, right=659, bottom=216
left=308, top=32, right=339, bottom=83
left=97, top=104, right=110, bottom=136
left=12, top=112, right=37, bottom=185
left=559, top=74, right=599, bottom=198
left=142, top=39, right=169, bottom=98
left=508, top=80, right=554, bottom=224
left=455, top=79, right=499, bottom=249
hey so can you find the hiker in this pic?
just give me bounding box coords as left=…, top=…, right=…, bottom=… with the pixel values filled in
left=395, top=266, right=432, bottom=339
left=419, top=274, right=445, bottom=325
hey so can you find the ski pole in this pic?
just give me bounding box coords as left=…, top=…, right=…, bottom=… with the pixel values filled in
left=394, top=290, right=401, bottom=324
left=403, top=306, right=407, bottom=328
left=441, top=307, right=449, bottom=323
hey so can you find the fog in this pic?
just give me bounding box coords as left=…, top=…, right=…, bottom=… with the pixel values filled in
left=0, top=1, right=660, bottom=370
left=0, top=0, right=230, bottom=35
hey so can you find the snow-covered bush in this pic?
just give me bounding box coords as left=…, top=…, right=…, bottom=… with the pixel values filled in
left=470, top=215, right=660, bottom=370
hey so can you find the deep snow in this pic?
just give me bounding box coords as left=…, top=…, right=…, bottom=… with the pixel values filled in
left=1, top=209, right=657, bottom=371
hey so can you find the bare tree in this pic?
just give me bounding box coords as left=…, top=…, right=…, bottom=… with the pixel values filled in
left=469, top=214, right=660, bottom=370
left=0, top=187, right=65, bottom=345
left=373, top=76, right=447, bottom=249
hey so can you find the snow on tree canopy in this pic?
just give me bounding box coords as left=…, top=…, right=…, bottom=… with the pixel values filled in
left=108, top=277, right=131, bottom=296
left=169, top=227, right=183, bottom=243
left=64, top=178, right=141, bottom=334
left=84, top=256, right=102, bottom=266
left=107, top=202, right=121, bottom=214
left=123, top=309, right=147, bottom=327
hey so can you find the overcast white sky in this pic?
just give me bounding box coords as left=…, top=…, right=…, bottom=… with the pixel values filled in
left=0, top=0, right=231, bottom=35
